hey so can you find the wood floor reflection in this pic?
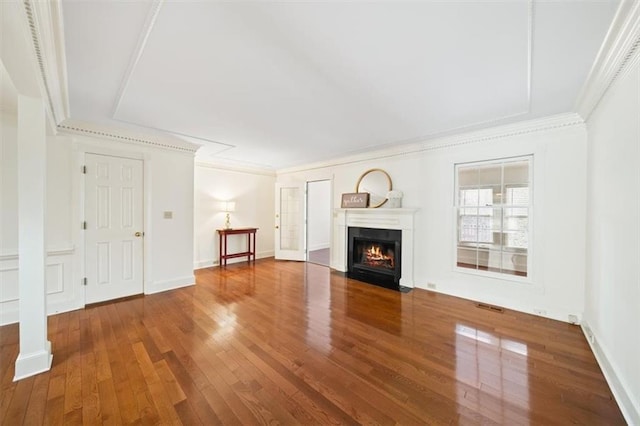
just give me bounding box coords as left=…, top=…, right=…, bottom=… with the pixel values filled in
left=0, top=259, right=625, bottom=424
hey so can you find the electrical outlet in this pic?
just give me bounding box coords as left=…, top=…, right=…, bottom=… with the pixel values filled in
left=533, top=308, right=547, bottom=316
left=163, top=211, right=173, bottom=219
left=568, top=314, right=579, bottom=324
left=427, top=282, right=437, bottom=290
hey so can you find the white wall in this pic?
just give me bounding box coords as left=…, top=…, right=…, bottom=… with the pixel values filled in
left=584, top=59, right=640, bottom=423
left=146, top=149, right=196, bottom=293
left=46, top=135, right=74, bottom=250
left=0, top=117, right=197, bottom=324
left=307, top=180, right=331, bottom=251
left=279, top=117, right=588, bottom=323
left=1, top=111, right=18, bottom=255
left=194, top=163, right=275, bottom=268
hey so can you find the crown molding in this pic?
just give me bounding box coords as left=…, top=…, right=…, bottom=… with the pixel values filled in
left=575, top=0, right=640, bottom=121
left=58, top=120, right=200, bottom=154
left=277, top=112, right=585, bottom=175
left=419, top=112, right=584, bottom=151
left=195, top=161, right=276, bottom=177
left=21, top=0, right=70, bottom=127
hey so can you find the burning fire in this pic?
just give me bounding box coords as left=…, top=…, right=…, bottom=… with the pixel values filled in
left=364, top=244, right=394, bottom=269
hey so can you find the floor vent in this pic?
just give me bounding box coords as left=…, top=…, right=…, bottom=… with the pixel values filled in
left=476, top=302, right=504, bottom=313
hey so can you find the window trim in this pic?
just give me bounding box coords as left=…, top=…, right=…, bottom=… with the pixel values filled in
left=453, top=155, right=533, bottom=283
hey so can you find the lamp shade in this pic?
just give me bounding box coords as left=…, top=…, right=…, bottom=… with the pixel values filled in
left=221, top=201, right=236, bottom=212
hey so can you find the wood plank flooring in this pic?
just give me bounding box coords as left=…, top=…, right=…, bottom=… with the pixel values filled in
left=0, top=259, right=626, bottom=425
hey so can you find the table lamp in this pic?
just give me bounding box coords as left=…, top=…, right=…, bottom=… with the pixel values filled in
left=222, top=201, right=236, bottom=229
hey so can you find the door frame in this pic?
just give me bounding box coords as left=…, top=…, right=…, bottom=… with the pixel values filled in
left=72, top=141, right=150, bottom=307
left=274, top=180, right=307, bottom=261
left=305, top=178, right=333, bottom=265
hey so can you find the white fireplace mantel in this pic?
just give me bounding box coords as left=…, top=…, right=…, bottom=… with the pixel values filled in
left=331, top=208, right=418, bottom=288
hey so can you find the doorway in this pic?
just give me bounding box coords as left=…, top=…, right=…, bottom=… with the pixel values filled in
left=274, top=181, right=307, bottom=261
left=306, top=180, right=331, bottom=266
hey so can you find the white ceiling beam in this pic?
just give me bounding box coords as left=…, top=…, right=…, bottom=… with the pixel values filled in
left=111, top=0, right=164, bottom=119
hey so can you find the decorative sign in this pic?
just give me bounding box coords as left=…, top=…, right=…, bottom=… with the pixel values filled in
left=341, top=192, right=369, bottom=208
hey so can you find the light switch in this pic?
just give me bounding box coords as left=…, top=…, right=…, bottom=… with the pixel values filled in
left=163, top=211, right=173, bottom=219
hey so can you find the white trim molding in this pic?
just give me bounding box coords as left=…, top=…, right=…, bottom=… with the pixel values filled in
left=575, top=0, right=640, bottom=120
left=0, top=246, right=75, bottom=262
left=194, top=250, right=275, bottom=270
left=21, top=0, right=70, bottom=127
left=145, top=275, right=195, bottom=295
left=111, top=0, right=164, bottom=118
left=0, top=248, right=80, bottom=326
left=278, top=113, right=584, bottom=175
left=581, top=321, right=640, bottom=425
left=195, top=161, right=276, bottom=177
left=14, top=343, right=53, bottom=381
left=59, top=119, right=201, bottom=154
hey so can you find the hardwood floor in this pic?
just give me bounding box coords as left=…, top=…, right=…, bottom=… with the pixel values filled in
left=0, top=259, right=625, bottom=425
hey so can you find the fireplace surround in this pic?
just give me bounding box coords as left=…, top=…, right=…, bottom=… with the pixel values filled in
left=332, top=208, right=418, bottom=290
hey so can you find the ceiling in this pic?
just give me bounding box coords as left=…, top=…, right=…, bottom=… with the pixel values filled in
left=61, top=0, right=620, bottom=170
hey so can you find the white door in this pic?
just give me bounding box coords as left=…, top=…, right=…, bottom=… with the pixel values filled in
left=275, top=181, right=306, bottom=261
left=84, top=153, right=144, bottom=304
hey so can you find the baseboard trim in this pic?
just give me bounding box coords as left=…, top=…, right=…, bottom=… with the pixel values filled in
left=47, top=300, right=84, bottom=318
left=194, top=251, right=275, bottom=270
left=194, top=259, right=216, bottom=270
left=1, top=300, right=84, bottom=326
left=14, top=341, right=53, bottom=381
left=581, top=321, right=639, bottom=424
left=146, top=276, right=195, bottom=294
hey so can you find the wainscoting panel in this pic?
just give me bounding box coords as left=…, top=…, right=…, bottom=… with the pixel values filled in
left=0, top=248, right=80, bottom=325
left=0, top=267, right=19, bottom=303
left=0, top=255, right=20, bottom=325
left=46, top=262, right=65, bottom=294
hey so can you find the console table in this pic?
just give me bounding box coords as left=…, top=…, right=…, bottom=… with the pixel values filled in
left=217, top=228, right=258, bottom=266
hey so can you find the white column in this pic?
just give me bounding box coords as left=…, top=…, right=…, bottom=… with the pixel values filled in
left=14, top=95, right=52, bottom=381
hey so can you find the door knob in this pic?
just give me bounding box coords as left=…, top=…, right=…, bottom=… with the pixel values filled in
left=135, top=232, right=142, bottom=237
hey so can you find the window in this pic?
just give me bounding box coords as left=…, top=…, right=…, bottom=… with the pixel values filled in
left=455, top=156, right=531, bottom=277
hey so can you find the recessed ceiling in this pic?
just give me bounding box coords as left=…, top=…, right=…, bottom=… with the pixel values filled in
left=62, top=0, right=620, bottom=169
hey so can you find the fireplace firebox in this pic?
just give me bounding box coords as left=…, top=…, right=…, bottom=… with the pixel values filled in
left=347, top=227, right=402, bottom=291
